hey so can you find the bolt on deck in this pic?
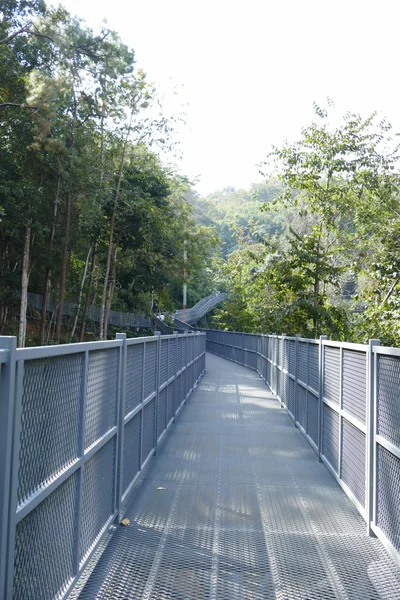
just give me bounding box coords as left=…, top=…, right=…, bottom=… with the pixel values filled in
left=75, top=353, right=400, bottom=600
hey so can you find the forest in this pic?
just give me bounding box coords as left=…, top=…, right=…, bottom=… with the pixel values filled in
left=2, top=2, right=400, bottom=347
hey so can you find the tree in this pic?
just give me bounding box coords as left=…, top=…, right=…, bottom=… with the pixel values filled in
left=258, top=104, right=400, bottom=339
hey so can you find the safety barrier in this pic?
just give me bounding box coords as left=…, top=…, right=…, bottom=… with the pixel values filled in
left=0, top=331, right=206, bottom=599
left=206, top=329, right=400, bottom=566
left=174, top=292, right=228, bottom=324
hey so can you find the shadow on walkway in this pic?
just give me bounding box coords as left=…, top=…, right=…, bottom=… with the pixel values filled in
left=76, top=353, right=400, bottom=600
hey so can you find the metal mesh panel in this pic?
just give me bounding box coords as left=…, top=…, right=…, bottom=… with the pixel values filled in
left=308, top=344, right=319, bottom=392
left=160, top=341, right=168, bottom=384
left=144, top=341, right=157, bottom=400
left=142, top=398, right=155, bottom=462
left=13, top=472, right=78, bottom=600
left=322, top=404, right=339, bottom=473
left=177, top=337, right=183, bottom=370
left=244, top=334, right=257, bottom=351
left=298, top=384, right=307, bottom=429
left=276, top=366, right=281, bottom=397
left=234, top=332, right=242, bottom=348
left=283, top=339, right=289, bottom=371
left=276, top=337, right=282, bottom=365
left=377, top=355, right=400, bottom=447
left=323, top=346, right=340, bottom=404
left=175, top=374, right=182, bottom=411
left=267, top=337, right=273, bottom=361
left=289, top=340, right=296, bottom=375
left=282, top=372, right=288, bottom=408
left=126, top=344, right=143, bottom=414
left=157, top=387, right=167, bottom=440
left=377, top=444, right=400, bottom=552
left=85, top=349, right=118, bottom=448
left=18, top=354, right=83, bottom=505
left=122, top=413, right=141, bottom=495
left=288, top=377, right=295, bottom=416
left=307, top=392, right=318, bottom=445
left=298, top=342, right=307, bottom=383
left=181, top=336, right=187, bottom=368
left=167, top=382, right=175, bottom=422
left=341, top=419, right=366, bottom=507
left=247, top=350, right=257, bottom=369
left=168, top=339, right=176, bottom=379
left=343, top=350, right=366, bottom=423
left=234, top=347, right=243, bottom=364
left=80, top=438, right=116, bottom=563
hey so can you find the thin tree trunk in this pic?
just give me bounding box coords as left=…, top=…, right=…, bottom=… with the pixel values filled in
left=0, top=304, right=7, bottom=334
left=40, top=172, right=61, bottom=344
left=70, top=246, right=91, bottom=342
left=103, top=243, right=118, bottom=339
left=18, top=226, right=31, bottom=348
left=55, top=191, right=71, bottom=343
left=99, top=107, right=135, bottom=340
left=79, top=244, right=96, bottom=342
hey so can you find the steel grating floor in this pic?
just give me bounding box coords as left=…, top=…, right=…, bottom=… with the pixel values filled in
left=76, top=353, right=400, bottom=600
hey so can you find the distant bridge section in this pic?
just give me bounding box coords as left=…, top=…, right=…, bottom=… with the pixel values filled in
left=173, top=291, right=228, bottom=325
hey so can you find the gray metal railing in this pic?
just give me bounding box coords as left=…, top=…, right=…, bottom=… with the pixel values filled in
left=26, top=292, right=153, bottom=329
left=0, top=331, right=206, bottom=600
left=206, top=329, right=400, bottom=566
left=173, top=292, right=228, bottom=324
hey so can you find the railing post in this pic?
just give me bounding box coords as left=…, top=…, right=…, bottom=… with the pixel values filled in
left=116, top=333, right=127, bottom=515
left=154, top=331, right=161, bottom=455
left=184, top=331, right=189, bottom=403
left=318, top=335, right=327, bottom=461
left=295, top=334, right=300, bottom=427
left=173, top=331, right=178, bottom=422
left=366, top=338, right=380, bottom=536
left=280, top=334, right=286, bottom=407
left=140, top=339, right=146, bottom=468
left=0, top=337, right=17, bottom=600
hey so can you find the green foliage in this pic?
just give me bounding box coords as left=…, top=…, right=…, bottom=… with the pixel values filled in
left=189, top=180, right=285, bottom=257
left=0, top=2, right=219, bottom=343
left=213, top=104, right=400, bottom=344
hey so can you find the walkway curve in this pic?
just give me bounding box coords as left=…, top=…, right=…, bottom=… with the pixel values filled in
left=75, top=354, right=400, bottom=599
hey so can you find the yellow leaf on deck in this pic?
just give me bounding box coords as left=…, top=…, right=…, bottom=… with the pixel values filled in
left=120, top=518, right=130, bottom=526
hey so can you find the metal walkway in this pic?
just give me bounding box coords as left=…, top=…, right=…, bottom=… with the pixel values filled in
left=76, top=354, right=400, bottom=600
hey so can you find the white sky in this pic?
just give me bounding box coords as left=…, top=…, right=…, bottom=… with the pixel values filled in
left=50, top=0, right=400, bottom=195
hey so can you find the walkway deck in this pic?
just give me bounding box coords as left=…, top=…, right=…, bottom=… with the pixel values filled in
left=76, top=354, right=400, bottom=600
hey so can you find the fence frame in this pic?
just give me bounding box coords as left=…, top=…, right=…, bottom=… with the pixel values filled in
left=205, top=328, right=400, bottom=567
left=0, top=331, right=206, bottom=600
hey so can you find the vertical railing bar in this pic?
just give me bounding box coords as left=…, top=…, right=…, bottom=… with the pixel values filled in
left=366, top=339, right=379, bottom=535
left=0, top=337, right=16, bottom=600
left=305, top=342, right=309, bottom=432
left=183, top=331, right=189, bottom=404
left=295, top=335, right=300, bottom=426
left=338, top=345, right=343, bottom=478
left=140, top=342, right=146, bottom=468
left=372, top=344, right=380, bottom=529
left=154, top=332, right=161, bottom=455
left=173, top=332, right=178, bottom=422
left=166, top=337, right=170, bottom=430
left=73, top=349, right=89, bottom=574
left=115, top=333, right=127, bottom=517
left=281, top=334, right=286, bottom=407
left=5, top=357, right=24, bottom=600
left=318, top=336, right=327, bottom=462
